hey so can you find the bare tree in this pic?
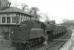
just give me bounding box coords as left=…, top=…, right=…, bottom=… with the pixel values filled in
left=29, top=7, right=39, bottom=17
left=39, top=13, right=49, bottom=22
left=0, top=0, right=11, bottom=9
left=21, top=4, right=29, bottom=13
left=29, top=7, right=40, bottom=21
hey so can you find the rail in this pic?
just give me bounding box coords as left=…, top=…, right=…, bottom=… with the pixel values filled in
left=45, top=39, right=68, bottom=50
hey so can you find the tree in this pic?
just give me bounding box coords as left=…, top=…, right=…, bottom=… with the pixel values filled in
left=0, top=0, right=11, bottom=10
left=29, top=7, right=39, bottom=17
left=29, top=7, right=40, bottom=21
left=21, top=4, right=29, bottom=13
left=39, top=13, right=49, bottom=22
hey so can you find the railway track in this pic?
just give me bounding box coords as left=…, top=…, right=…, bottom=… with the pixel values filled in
left=45, top=39, right=68, bottom=50
left=45, top=30, right=71, bottom=50
left=29, top=39, right=68, bottom=50
left=30, top=30, right=71, bottom=50
left=29, top=29, right=72, bottom=50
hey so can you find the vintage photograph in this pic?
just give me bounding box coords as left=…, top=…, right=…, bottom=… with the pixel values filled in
left=0, top=0, right=73, bottom=50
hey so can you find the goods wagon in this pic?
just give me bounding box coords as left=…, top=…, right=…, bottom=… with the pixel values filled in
left=46, top=24, right=67, bottom=41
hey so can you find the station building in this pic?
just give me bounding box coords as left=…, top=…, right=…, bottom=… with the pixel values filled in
left=0, top=0, right=32, bottom=39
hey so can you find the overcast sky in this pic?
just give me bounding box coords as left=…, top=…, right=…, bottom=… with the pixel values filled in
left=9, top=0, right=74, bottom=24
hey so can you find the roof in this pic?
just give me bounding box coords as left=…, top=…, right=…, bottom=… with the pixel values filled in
left=0, top=7, right=31, bottom=16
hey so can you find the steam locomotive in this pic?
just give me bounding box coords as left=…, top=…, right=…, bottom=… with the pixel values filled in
left=10, top=20, right=67, bottom=50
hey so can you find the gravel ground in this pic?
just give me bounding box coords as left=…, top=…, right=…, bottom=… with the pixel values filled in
left=0, top=39, right=15, bottom=50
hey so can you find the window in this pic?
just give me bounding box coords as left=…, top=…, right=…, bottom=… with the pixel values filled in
left=7, top=17, right=10, bottom=23
left=12, top=17, right=16, bottom=23
left=28, top=17, right=30, bottom=20
left=1, top=14, right=20, bottom=24
left=12, top=16, right=19, bottom=24
left=2, top=17, right=11, bottom=24
left=24, top=16, right=26, bottom=21
left=2, top=17, right=5, bottom=23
